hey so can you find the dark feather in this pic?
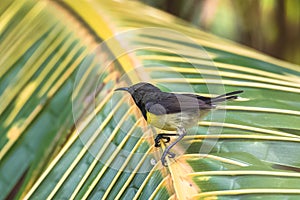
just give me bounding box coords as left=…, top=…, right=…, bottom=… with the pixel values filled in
left=145, top=92, right=213, bottom=115
left=116, top=82, right=243, bottom=117
left=145, top=90, right=243, bottom=115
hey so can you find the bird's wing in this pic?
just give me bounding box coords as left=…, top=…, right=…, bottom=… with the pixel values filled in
left=180, top=91, right=243, bottom=103
left=180, top=93, right=212, bottom=103
left=145, top=93, right=213, bottom=115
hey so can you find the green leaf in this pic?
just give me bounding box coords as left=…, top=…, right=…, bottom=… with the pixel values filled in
left=1, top=0, right=300, bottom=199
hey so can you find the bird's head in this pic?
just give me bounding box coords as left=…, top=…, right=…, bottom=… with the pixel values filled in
left=115, top=82, right=161, bottom=103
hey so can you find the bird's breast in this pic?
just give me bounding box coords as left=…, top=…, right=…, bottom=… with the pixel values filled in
left=146, top=111, right=205, bottom=131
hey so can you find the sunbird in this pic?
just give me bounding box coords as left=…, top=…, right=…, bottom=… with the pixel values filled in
left=115, top=82, right=243, bottom=166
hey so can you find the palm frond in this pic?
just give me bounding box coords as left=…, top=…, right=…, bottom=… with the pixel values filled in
left=1, top=0, right=300, bottom=199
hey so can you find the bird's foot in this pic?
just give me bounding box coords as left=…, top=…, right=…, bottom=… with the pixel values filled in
left=160, top=128, right=187, bottom=167
left=154, top=133, right=178, bottom=147
left=161, top=150, right=176, bottom=166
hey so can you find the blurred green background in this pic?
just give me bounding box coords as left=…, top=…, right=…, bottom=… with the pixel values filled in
left=139, top=0, right=300, bottom=65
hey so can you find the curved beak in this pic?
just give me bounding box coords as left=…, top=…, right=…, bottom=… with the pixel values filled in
left=115, top=87, right=129, bottom=92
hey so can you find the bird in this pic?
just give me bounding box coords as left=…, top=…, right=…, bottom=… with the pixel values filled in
left=115, top=82, right=243, bottom=166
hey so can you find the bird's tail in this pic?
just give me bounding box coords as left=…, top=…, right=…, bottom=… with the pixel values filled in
left=209, top=90, right=243, bottom=103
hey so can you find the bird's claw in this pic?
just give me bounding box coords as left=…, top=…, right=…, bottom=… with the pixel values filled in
left=154, top=131, right=185, bottom=166
left=154, top=134, right=171, bottom=147
left=161, top=150, right=176, bottom=166
left=167, top=151, right=176, bottom=158
left=159, top=129, right=187, bottom=167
